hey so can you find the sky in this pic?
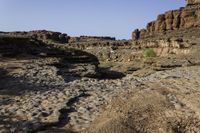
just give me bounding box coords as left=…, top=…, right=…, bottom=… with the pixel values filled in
left=0, top=0, right=185, bottom=39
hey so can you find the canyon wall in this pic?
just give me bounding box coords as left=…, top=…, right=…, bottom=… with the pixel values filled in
left=132, top=2, right=200, bottom=40
left=131, top=1, right=200, bottom=57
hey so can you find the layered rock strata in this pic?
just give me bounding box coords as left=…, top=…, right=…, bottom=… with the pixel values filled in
left=132, top=1, right=200, bottom=57
left=132, top=2, right=200, bottom=40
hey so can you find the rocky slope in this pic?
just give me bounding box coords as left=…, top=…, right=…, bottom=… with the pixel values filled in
left=85, top=66, right=200, bottom=133
left=0, top=1, right=200, bottom=133
left=85, top=1, right=200, bottom=133
left=0, top=32, right=129, bottom=132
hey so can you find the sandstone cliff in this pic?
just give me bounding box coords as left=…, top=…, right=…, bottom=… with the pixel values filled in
left=131, top=1, right=200, bottom=57
left=132, top=2, right=200, bottom=40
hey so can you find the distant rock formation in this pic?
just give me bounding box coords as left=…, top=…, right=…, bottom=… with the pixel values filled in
left=68, top=36, right=115, bottom=43
left=132, top=0, right=200, bottom=41
left=28, top=30, right=70, bottom=43
left=2, top=30, right=70, bottom=44
left=0, top=30, right=116, bottom=45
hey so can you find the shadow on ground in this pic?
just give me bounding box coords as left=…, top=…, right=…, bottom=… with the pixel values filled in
left=0, top=114, right=77, bottom=133
left=0, top=36, right=125, bottom=96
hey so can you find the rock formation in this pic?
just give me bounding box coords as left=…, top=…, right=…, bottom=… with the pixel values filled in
left=0, top=33, right=100, bottom=78
left=2, top=30, right=70, bottom=43
left=132, top=1, right=200, bottom=40
left=68, top=36, right=115, bottom=43
left=130, top=0, right=200, bottom=57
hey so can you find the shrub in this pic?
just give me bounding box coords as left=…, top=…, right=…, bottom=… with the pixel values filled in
left=99, top=49, right=110, bottom=61
left=143, top=48, right=156, bottom=58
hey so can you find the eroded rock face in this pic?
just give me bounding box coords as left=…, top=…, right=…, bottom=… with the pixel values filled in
left=135, top=38, right=192, bottom=56
left=131, top=1, right=200, bottom=57
left=132, top=2, right=200, bottom=40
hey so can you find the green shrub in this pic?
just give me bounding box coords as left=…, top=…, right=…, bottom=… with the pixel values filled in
left=143, top=48, right=156, bottom=58
left=99, top=49, right=110, bottom=61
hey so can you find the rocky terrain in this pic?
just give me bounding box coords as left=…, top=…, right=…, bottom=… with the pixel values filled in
left=0, top=0, right=200, bottom=133
left=85, top=66, right=200, bottom=133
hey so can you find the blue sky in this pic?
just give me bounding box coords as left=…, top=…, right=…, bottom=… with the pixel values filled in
left=0, top=0, right=185, bottom=39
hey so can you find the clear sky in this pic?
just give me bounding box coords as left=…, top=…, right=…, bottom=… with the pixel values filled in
left=0, top=0, right=185, bottom=39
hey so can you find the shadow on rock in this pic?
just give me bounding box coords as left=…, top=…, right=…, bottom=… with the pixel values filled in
left=0, top=67, right=64, bottom=95
left=97, top=67, right=126, bottom=79
left=0, top=36, right=125, bottom=96
left=0, top=36, right=99, bottom=95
